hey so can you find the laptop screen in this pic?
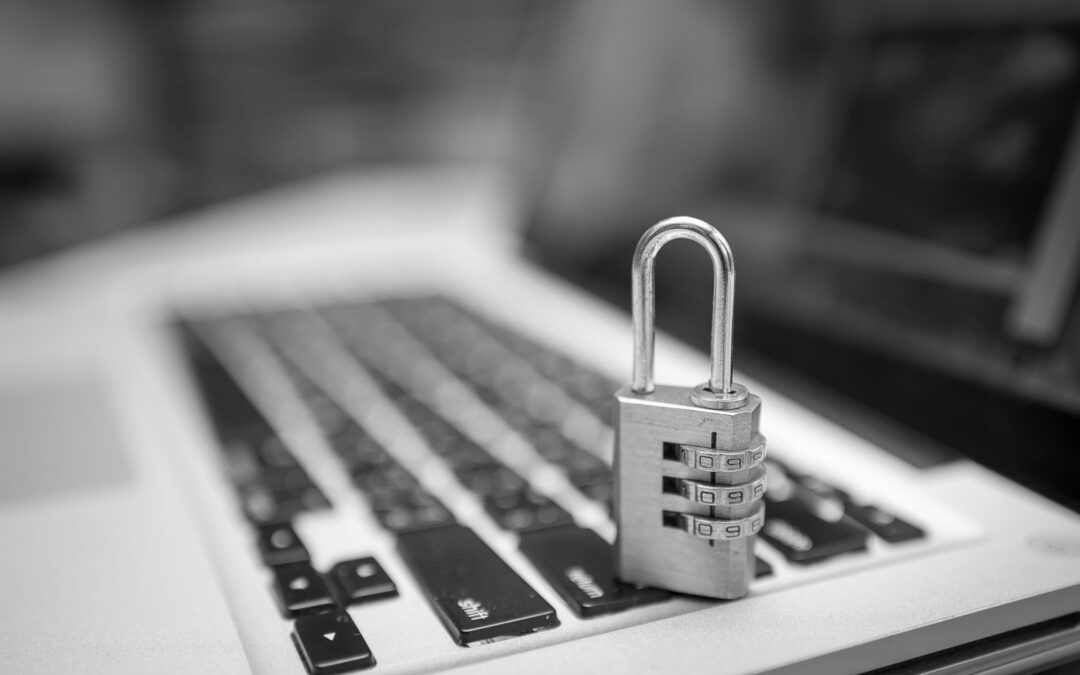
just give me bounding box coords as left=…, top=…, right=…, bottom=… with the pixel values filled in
left=821, top=26, right=1080, bottom=260
left=782, top=20, right=1080, bottom=397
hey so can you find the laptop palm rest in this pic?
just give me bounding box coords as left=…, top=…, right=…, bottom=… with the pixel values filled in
left=0, top=375, right=250, bottom=673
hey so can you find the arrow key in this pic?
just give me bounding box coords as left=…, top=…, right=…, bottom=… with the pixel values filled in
left=292, top=609, right=375, bottom=674
left=271, top=562, right=337, bottom=617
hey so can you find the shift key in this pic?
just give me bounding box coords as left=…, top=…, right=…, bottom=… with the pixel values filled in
left=397, top=525, right=559, bottom=645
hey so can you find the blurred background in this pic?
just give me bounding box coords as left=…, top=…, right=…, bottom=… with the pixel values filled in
left=0, top=0, right=1078, bottom=505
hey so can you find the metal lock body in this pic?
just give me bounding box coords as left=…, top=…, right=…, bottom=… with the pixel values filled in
left=614, top=217, right=766, bottom=600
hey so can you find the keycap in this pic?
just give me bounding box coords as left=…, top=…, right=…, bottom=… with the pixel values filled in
left=456, top=465, right=528, bottom=495
left=292, top=609, right=375, bottom=674
left=241, top=484, right=330, bottom=526
left=221, top=441, right=262, bottom=486
left=257, top=523, right=310, bottom=566
left=304, top=395, right=352, bottom=438
left=483, top=489, right=574, bottom=533
left=755, top=556, right=773, bottom=578
left=241, top=486, right=307, bottom=525
left=760, top=497, right=868, bottom=564
left=365, top=485, right=440, bottom=511
left=396, top=524, right=559, bottom=645
left=259, top=467, right=317, bottom=494
left=355, top=465, right=420, bottom=497
left=445, top=452, right=501, bottom=477
left=329, top=557, right=399, bottom=605
left=788, top=471, right=852, bottom=504
left=371, top=491, right=455, bottom=533
left=519, top=526, right=669, bottom=618
left=182, top=335, right=268, bottom=434
left=563, top=452, right=612, bottom=489
left=271, top=562, right=337, bottom=617
left=579, top=481, right=613, bottom=510
left=256, top=435, right=300, bottom=469
left=846, top=504, right=925, bottom=543
left=532, top=429, right=574, bottom=462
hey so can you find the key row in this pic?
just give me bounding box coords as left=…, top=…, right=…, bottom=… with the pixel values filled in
left=265, top=317, right=693, bottom=630
left=759, top=459, right=925, bottom=563
left=316, top=301, right=924, bottom=569
left=388, top=297, right=618, bottom=422
left=264, top=348, right=573, bottom=645
left=183, top=303, right=930, bottom=673
left=182, top=325, right=330, bottom=525
left=373, top=300, right=926, bottom=563
left=182, top=327, right=391, bottom=673
left=380, top=301, right=616, bottom=511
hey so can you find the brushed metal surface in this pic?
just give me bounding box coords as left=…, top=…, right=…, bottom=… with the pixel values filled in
left=614, top=384, right=765, bottom=599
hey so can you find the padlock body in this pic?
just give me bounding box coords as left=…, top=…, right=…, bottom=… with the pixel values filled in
left=614, top=384, right=763, bottom=599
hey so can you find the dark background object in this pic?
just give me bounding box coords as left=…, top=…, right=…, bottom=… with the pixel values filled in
left=0, top=0, right=555, bottom=267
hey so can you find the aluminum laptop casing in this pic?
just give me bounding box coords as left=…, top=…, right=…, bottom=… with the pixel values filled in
left=1, top=168, right=1079, bottom=673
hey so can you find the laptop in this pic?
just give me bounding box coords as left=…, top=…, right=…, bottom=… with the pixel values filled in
left=2, top=6, right=1080, bottom=675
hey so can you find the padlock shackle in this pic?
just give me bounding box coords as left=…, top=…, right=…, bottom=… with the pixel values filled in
left=632, top=216, right=735, bottom=395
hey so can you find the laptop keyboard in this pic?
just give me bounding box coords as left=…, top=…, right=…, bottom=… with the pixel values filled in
left=180, top=296, right=929, bottom=672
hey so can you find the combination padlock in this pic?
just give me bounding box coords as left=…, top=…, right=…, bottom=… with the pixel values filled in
left=614, top=216, right=766, bottom=600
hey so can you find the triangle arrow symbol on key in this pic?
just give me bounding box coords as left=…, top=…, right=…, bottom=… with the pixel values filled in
left=323, top=632, right=336, bottom=641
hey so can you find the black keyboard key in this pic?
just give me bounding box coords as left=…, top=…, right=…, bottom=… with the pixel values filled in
left=292, top=609, right=375, bottom=674
left=346, top=457, right=396, bottom=482
left=329, top=557, right=399, bottom=605
left=439, top=439, right=497, bottom=465
left=255, top=434, right=301, bottom=469
left=789, top=472, right=852, bottom=504
left=332, top=433, right=394, bottom=469
left=519, top=526, right=669, bottom=618
left=755, top=556, right=773, bottom=578
left=304, top=396, right=352, bottom=438
left=445, top=452, right=501, bottom=476
left=564, top=452, right=612, bottom=488
left=257, top=524, right=310, bottom=566
left=241, top=486, right=306, bottom=525
left=580, top=482, right=613, bottom=512
left=373, top=500, right=456, bottom=534
left=532, top=429, right=574, bottom=463
left=356, top=477, right=419, bottom=503
left=356, top=467, right=421, bottom=500
left=271, top=562, right=338, bottom=617
left=846, top=504, right=926, bottom=543
left=181, top=332, right=269, bottom=434
left=761, top=498, right=869, bottom=564
left=366, top=486, right=440, bottom=511
left=396, top=524, right=559, bottom=645
left=221, top=441, right=262, bottom=486
left=241, top=484, right=330, bottom=525
left=259, top=467, right=316, bottom=494
left=456, top=466, right=528, bottom=495
left=483, top=489, right=574, bottom=533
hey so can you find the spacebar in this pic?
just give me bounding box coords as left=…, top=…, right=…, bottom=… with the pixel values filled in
left=396, top=524, right=559, bottom=645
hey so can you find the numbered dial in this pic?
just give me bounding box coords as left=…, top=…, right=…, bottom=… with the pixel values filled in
left=676, top=467, right=766, bottom=506
left=676, top=434, right=766, bottom=473
left=674, top=503, right=766, bottom=541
